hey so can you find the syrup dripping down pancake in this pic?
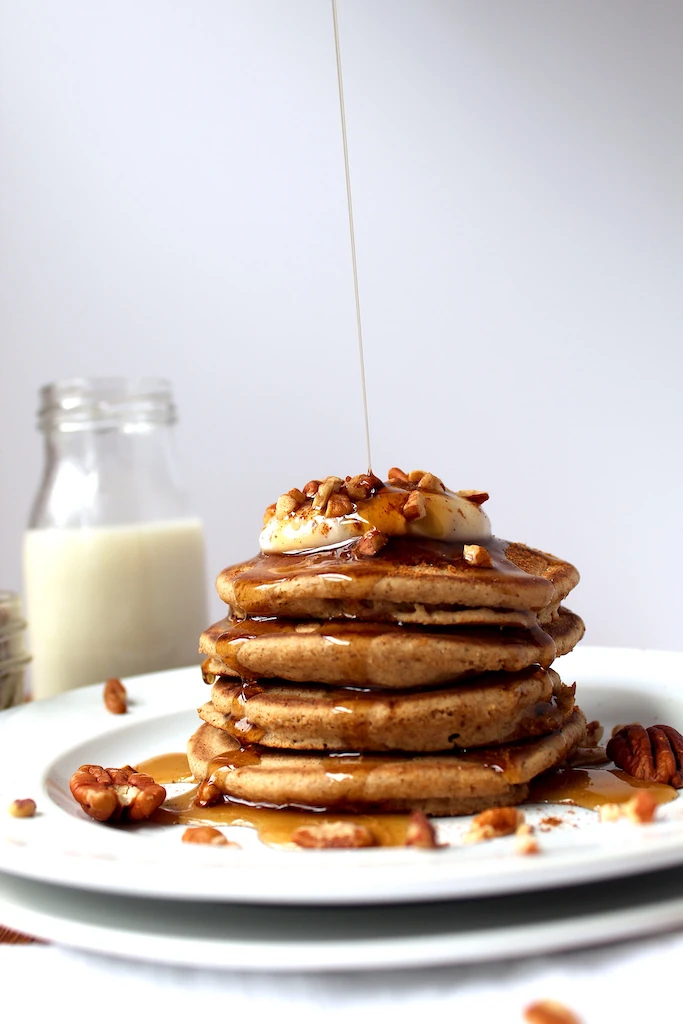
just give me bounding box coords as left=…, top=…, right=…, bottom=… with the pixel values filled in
left=200, top=667, right=576, bottom=752
left=200, top=608, right=583, bottom=688
left=187, top=708, right=587, bottom=816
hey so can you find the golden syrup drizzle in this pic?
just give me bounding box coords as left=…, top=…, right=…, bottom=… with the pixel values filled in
left=135, top=752, right=193, bottom=785
left=136, top=753, right=679, bottom=850
left=529, top=767, right=677, bottom=808
left=152, top=785, right=410, bottom=847
left=331, top=0, right=372, bottom=472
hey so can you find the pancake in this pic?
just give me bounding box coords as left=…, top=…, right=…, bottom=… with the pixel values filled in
left=200, top=667, right=576, bottom=752
left=186, top=708, right=587, bottom=815
left=549, top=607, right=585, bottom=657
left=216, top=537, right=578, bottom=623
left=199, top=608, right=583, bottom=688
left=200, top=616, right=555, bottom=687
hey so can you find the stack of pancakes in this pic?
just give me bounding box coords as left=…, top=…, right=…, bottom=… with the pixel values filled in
left=188, top=470, right=586, bottom=816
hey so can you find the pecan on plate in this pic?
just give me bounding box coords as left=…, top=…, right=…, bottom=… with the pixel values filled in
left=405, top=810, right=442, bottom=849
left=69, top=765, right=166, bottom=823
left=606, top=723, right=683, bottom=787
left=463, top=806, right=525, bottom=844
left=524, top=1000, right=581, bottom=1024
left=103, top=678, right=127, bottom=714
left=291, top=821, right=376, bottom=849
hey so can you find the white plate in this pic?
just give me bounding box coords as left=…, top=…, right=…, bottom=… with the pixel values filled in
left=3, top=644, right=683, bottom=906
left=5, top=862, right=683, bottom=970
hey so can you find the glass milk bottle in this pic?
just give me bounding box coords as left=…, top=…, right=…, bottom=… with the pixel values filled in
left=23, top=378, right=207, bottom=699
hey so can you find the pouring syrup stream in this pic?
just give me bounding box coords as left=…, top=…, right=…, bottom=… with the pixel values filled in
left=332, top=0, right=373, bottom=473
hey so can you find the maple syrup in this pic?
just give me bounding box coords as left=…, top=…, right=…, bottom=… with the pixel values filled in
left=152, top=785, right=410, bottom=847
left=529, top=766, right=677, bottom=809
left=203, top=614, right=554, bottom=683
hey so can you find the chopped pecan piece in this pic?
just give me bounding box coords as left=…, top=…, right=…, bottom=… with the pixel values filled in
left=275, top=493, right=299, bottom=519
left=291, top=821, right=375, bottom=849
left=584, top=720, right=604, bottom=746
left=598, top=791, right=657, bottom=825
left=415, top=472, right=445, bottom=493
left=405, top=810, right=442, bottom=849
left=262, top=502, right=277, bottom=525
left=515, top=824, right=540, bottom=856
left=387, top=466, right=411, bottom=486
left=103, top=677, right=127, bottom=715
left=463, top=544, right=493, bottom=567
left=344, top=472, right=383, bottom=500
left=302, top=479, right=321, bottom=498
left=356, top=528, right=388, bottom=557
left=287, top=487, right=306, bottom=505
left=402, top=489, right=427, bottom=521
left=408, top=469, right=427, bottom=483
left=463, top=806, right=525, bottom=843
left=524, top=1000, right=581, bottom=1024
left=606, top=723, right=683, bottom=787
left=566, top=746, right=610, bottom=768
left=182, top=826, right=239, bottom=847
left=624, top=790, right=658, bottom=824
left=8, top=799, right=36, bottom=818
left=312, top=476, right=342, bottom=510
left=195, top=778, right=224, bottom=807
left=456, top=489, right=489, bottom=506
left=69, top=765, right=166, bottom=823
left=326, top=493, right=354, bottom=517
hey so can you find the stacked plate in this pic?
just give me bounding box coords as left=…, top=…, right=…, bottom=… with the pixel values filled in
left=2, top=645, right=683, bottom=971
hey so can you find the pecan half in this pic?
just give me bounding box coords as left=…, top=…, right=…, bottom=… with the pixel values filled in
left=103, top=678, right=127, bottom=715
left=606, top=724, right=683, bottom=787
left=291, top=821, right=376, bottom=849
left=69, top=765, right=166, bottom=822
left=356, top=528, right=388, bottom=557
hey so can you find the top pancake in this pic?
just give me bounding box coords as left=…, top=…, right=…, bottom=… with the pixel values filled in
left=216, top=536, right=579, bottom=623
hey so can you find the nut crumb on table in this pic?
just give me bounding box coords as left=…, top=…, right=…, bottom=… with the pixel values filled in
left=8, top=798, right=36, bottom=818
left=524, top=999, right=582, bottom=1024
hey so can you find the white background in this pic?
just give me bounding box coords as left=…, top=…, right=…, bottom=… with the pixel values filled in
left=1, top=0, right=681, bottom=649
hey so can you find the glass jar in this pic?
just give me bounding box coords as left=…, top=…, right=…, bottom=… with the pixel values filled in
left=23, top=378, right=208, bottom=700
left=0, top=592, right=31, bottom=709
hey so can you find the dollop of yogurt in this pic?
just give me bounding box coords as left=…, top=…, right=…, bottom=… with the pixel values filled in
left=259, top=476, right=491, bottom=554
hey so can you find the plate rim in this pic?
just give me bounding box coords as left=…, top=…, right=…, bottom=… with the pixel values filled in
left=3, top=645, right=683, bottom=905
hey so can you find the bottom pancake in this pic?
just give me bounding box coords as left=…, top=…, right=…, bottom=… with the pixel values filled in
left=187, top=708, right=586, bottom=815
left=201, top=667, right=576, bottom=752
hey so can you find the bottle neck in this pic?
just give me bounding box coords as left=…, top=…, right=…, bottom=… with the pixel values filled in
left=29, top=379, right=192, bottom=529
